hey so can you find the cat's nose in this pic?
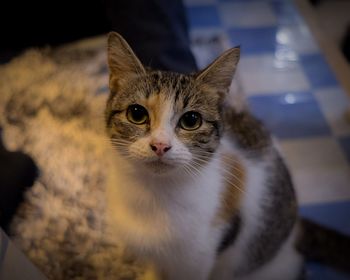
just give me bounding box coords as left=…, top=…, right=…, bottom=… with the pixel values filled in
left=150, top=142, right=172, bottom=157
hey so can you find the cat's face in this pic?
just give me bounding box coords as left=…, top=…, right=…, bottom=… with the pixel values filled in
left=106, top=32, right=239, bottom=176
left=106, top=71, right=222, bottom=175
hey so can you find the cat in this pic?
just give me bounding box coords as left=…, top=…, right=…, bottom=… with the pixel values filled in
left=104, top=31, right=303, bottom=280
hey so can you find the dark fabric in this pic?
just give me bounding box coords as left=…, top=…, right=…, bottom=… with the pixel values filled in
left=0, top=0, right=197, bottom=72
left=104, top=0, right=198, bottom=73
left=0, top=1, right=109, bottom=50
left=342, top=25, right=350, bottom=63
left=0, top=129, right=38, bottom=233
left=0, top=229, right=9, bottom=266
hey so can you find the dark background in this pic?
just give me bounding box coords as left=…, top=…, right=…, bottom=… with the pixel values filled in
left=0, top=0, right=110, bottom=62
left=0, top=0, right=349, bottom=63
left=0, top=0, right=198, bottom=72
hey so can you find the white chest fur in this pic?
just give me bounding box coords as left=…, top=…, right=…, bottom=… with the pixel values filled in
left=107, top=155, right=224, bottom=249
left=106, top=154, right=226, bottom=279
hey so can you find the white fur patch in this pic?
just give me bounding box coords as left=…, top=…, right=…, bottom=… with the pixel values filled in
left=107, top=146, right=227, bottom=279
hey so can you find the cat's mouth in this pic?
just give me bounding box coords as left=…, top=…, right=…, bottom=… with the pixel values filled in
left=144, top=159, right=175, bottom=174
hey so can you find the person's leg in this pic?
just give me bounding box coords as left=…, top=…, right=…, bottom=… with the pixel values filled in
left=0, top=129, right=38, bottom=233
left=104, top=0, right=198, bottom=73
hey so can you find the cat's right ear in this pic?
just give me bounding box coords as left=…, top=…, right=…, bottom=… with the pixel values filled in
left=107, top=32, right=146, bottom=89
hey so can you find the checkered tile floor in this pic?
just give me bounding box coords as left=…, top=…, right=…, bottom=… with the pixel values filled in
left=185, top=0, right=350, bottom=279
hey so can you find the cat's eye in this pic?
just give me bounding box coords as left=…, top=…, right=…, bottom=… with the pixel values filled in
left=126, top=104, right=149, bottom=125
left=179, top=111, right=202, bottom=131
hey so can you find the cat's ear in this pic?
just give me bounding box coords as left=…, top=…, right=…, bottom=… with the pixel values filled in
left=107, top=32, right=146, bottom=88
left=196, top=47, right=240, bottom=93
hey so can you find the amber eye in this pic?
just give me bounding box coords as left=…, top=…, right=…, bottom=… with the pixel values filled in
left=179, top=111, right=202, bottom=131
left=126, top=104, right=149, bottom=124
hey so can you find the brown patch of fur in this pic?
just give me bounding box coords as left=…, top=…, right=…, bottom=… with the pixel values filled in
left=216, top=152, right=246, bottom=224
left=146, top=90, right=173, bottom=130
left=224, top=109, right=271, bottom=153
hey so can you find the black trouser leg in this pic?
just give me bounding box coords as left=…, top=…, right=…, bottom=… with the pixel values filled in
left=104, top=0, right=198, bottom=73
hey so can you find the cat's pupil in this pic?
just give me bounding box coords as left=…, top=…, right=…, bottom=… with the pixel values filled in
left=127, top=104, right=148, bottom=124
left=180, top=111, right=202, bottom=130
left=184, top=112, right=198, bottom=126
left=131, top=106, right=145, bottom=121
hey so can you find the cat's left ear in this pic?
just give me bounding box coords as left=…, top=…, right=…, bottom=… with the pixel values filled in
left=195, top=47, right=240, bottom=94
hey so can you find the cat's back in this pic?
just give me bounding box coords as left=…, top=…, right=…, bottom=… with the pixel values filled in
left=214, top=108, right=300, bottom=278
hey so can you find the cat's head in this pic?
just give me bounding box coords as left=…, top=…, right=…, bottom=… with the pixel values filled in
left=105, top=32, right=239, bottom=177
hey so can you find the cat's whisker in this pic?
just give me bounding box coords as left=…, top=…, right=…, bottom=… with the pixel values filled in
left=182, top=165, right=198, bottom=181
left=190, top=158, right=246, bottom=195
left=110, top=141, right=129, bottom=146
left=219, top=171, right=246, bottom=193
left=110, top=143, right=130, bottom=148
left=184, top=163, right=203, bottom=181
left=109, top=142, right=129, bottom=147
left=182, top=165, right=195, bottom=181
left=192, top=151, right=239, bottom=162
left=195, top=148, right=268, bottom=157
left=220, top=176, right=245, bottom=195
left=192, top=154, right=245, bottom=176
left=190, top=163, right=245, bottom=195
left=191, top=155, right=245, bottom=177
left=109, top=140, right=131, bottom=146
left=193, top=152, right=241, bottom=163
left=110, top=138, right=133, bottom=144
left=190, top=163, right=204, bottom=177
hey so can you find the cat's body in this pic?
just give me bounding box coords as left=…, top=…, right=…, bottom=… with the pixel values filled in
left=105, top=32, right=303, bottom=280
left=106, top=138, right=302, bottom=280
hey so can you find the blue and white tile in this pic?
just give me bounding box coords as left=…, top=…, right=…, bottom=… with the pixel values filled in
left=186, top=5, right=221, bottom=28
left=300, top=53, right=339, bottom=89
left=218, top=1, right=277, bottom=28
left=314, top=87, right=350, bottom=137
left=248, top=92, right=331, bottom=139
left=276, top=25, right=319, bottom=55
left=189, top=26, right=226, bottom=40
left=270, top=0, right=304, bottom=25
left=279, top=137, right=350, bottom=204
left=239, top=54, right=310, bottom=95
left=228, top=26, right=278, bottom=54
left=300, top=200, right=350, bottom=235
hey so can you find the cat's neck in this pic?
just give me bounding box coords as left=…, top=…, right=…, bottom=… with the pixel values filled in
left=108, top=150, right=223, bottom=202
left=106, top=147, right=228, bottom=249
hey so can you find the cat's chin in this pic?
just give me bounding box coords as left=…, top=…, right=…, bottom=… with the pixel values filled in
left=143, top=160, right=177, bottom=176
left=125, top=157, right=186, bottom=177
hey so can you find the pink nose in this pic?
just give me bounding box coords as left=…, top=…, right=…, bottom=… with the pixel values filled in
left=150, top=142, right=172, bottom=156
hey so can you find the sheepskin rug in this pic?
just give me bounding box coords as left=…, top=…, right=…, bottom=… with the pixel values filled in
left=0, top=37, right=145, bottom=280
